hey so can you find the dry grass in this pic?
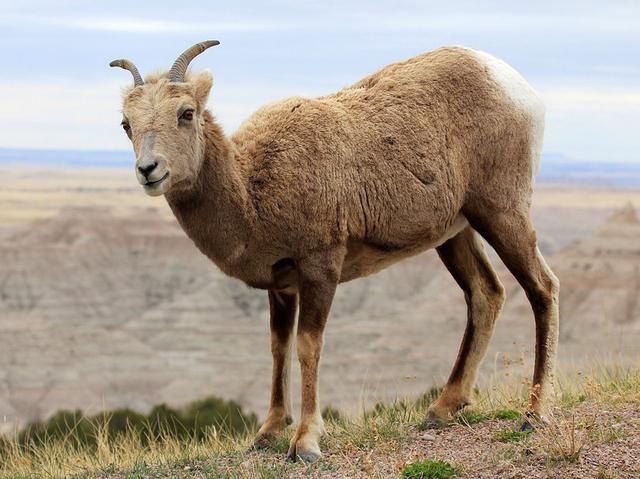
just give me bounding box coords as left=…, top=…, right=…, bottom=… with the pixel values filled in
left=0, top=363, right=637, bottom=478
left=532, top=412, right=585, bottom=463
left=596, top=466, right=625, bottom=479
left=1, top=430, right=233, bottom=478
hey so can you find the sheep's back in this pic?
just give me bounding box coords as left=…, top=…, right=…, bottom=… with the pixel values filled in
left=232, top=46, right=543, bottom=254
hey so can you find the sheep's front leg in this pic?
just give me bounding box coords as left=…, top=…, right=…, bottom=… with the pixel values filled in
left=286, top=249, right=342, bottom=463
left=254, top=290, right=297, bottom=446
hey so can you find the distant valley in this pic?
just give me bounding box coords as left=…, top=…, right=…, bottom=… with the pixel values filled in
left=0, top=158, right=639, bottom=432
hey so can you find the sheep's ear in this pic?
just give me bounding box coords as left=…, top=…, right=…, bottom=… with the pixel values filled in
left=194, top=71, right=213, bottom=108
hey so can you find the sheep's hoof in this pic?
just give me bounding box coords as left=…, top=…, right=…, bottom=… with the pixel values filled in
left=420, top=417, right=450, bottom=430
left=420, top=411, right=451, bottom=430
left=286, top=445, right=322, bottom=463
left=519, top=419, right=535, bottom=432
left=252, top=433, right=277, bottom=450
left=519, top=410, right=550, bottom=432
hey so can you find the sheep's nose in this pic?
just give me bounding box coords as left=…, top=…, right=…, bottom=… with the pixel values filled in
left=137, top=161, right=158, bottom=178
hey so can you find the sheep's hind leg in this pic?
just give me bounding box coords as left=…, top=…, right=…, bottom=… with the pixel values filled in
left=286, top=247, right=344, bottom=463
left=253, top=290, right=297, bottom=448
left=467, top=206, right=560, bottom=425
left=424, top=226, right=506, bottom=427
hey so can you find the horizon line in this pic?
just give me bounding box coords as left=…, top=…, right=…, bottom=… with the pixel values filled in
left=0, top=147, right=638, bottom=166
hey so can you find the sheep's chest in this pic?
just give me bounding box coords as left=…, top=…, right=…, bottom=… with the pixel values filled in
left=214, top=243, right=297, bottom=292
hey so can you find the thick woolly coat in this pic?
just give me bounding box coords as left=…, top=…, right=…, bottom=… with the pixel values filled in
left=163, top=46, right=543, bottom=291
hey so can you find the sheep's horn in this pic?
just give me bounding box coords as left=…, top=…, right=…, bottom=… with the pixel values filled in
left=109, top=59, right=144, bottom=87
left=168, top=40, right=220, bottom=83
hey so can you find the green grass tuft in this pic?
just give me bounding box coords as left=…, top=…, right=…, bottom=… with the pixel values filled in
left=494, top=409, right=522, bottom=421
left=456, top=410, right=490, bottom=425
left=402, top=459, right=457, bottom=479
left=124, top=462, right=153, bottom=479
left=493, top=429, right=533, bottom=443
left=265, top=434, right=291, bottom=454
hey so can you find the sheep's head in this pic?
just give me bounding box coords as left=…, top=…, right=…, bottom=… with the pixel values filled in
left=110, top=41, right=219, bottom=196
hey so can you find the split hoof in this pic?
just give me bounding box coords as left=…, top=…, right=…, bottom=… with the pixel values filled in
left=520, top=410, right=549, bottom=431
left=252, top=433, right=277, bottom=450
left=286, top=446, right=322, bottom=463
left=519, top=419, right=535, bottom=432
left=420, top=411, right=451, bottom=430
left=285, top=417, right=324, bottom=463
left=420, top=418, right=449, bottom=430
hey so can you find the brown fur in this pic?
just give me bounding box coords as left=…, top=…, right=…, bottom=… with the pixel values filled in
left=254, top=291, right=296, bottom=446
left=116, top=45, right=559, bottom=461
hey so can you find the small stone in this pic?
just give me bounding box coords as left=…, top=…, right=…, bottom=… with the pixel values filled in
left=421, top=433, right=436, bottom=441
left=183, top=466, right=191, bottom=471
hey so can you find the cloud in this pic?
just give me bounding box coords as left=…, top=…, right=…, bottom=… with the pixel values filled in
left=539, top=86, right=640, bottom=111
left=1, top=10, right=638, bottom=35
left=1, top=76, right=638, bottom=164
left=0, top=14, right=296, bottom=34
left=0, top=79, right=327, bottom=149
left=0, top=80, right=129, bottom=150
left=537, top=85, right=640, bottom=163
left=349, top=12, right=640, bottom=35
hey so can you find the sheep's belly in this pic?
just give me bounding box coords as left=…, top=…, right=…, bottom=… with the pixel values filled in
left=340, top=214, right=468, bottom=282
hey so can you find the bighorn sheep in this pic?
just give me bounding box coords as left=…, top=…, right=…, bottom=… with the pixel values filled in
left=111, top=41, right=559, bottom=462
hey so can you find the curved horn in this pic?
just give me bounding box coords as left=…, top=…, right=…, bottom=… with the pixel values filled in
left=109, top=59, right=144, bottom=87
left=168, top=40, right=220, bottom=83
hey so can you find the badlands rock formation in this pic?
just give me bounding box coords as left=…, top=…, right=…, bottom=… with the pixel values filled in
left=0, top=204, right=638, bottom=430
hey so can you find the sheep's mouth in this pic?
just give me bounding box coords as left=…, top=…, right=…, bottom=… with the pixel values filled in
left=144, top=172, right=169, bottom=187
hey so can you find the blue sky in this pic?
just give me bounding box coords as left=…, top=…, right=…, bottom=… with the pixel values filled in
left=0, top=1, right=639, bottom=163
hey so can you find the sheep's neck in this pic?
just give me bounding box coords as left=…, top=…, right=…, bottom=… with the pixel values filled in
left=165, top=119, right=252, bottom=270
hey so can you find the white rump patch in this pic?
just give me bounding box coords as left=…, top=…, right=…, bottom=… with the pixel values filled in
left=469, top=49, right=546, bottom=176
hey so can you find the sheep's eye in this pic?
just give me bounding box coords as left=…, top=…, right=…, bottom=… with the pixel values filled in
left=120, top=120, right=131, bottom=139
left=180, top=109, right=194, bottom=121
left=121, top=120, right=132, bottom=138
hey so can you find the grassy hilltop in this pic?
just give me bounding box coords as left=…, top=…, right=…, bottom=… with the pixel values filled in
left=0, top=365, right=638, bottom=479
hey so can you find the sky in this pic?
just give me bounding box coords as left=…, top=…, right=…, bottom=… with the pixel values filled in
left=0, top=1, right=639, bottom=163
